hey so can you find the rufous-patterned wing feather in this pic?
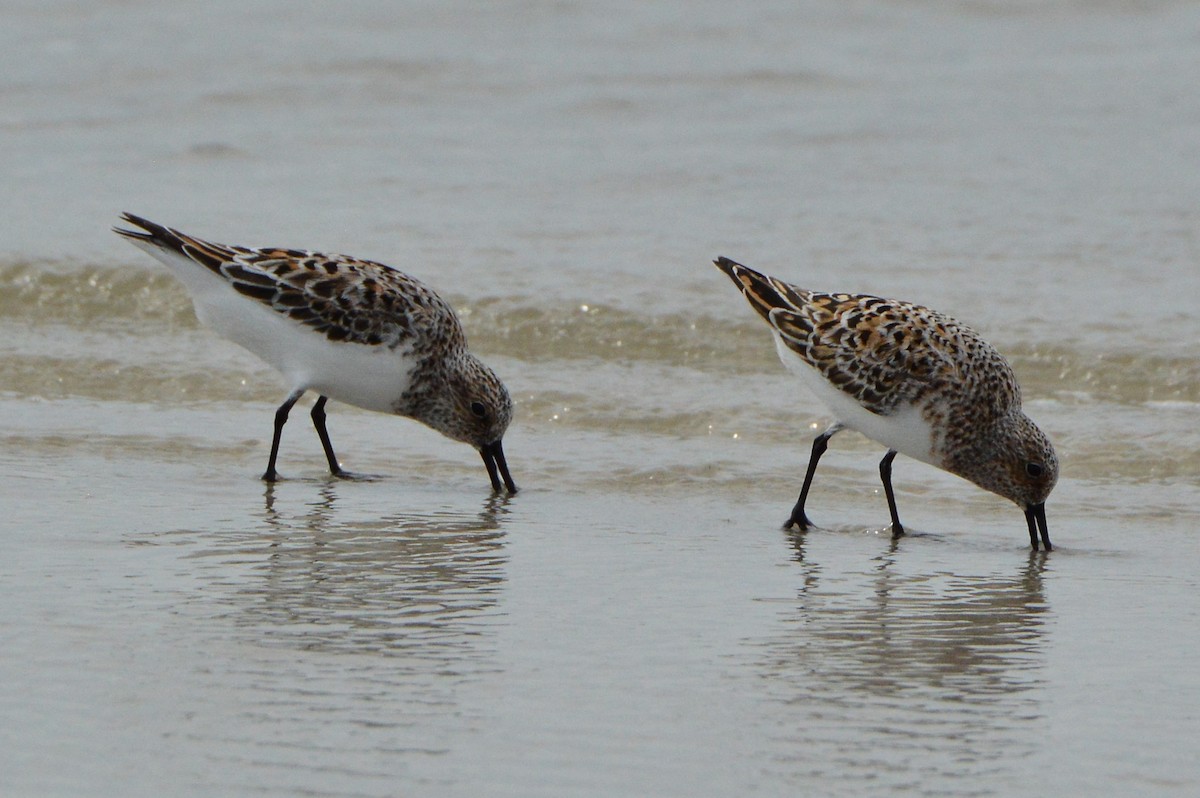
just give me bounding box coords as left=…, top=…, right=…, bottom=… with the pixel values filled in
left=715, top=256, right=1019, bottom=419
left=767, top=297, right=963, bottom=414
left=115, top=213, right=462, bottom=350
left=215, top=250, right=463, bottom=350
left=714, top=256, right=811, bottom=320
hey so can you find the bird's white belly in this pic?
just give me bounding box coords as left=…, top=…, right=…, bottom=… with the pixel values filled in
left=773, top=334, right=938, bottom=466
left=191, top=286, right=416, bottom=413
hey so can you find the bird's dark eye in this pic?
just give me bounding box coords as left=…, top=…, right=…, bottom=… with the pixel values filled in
left=470, top=401, right=487, bottom=418
left=1025, top=462, right=1044, bottom=478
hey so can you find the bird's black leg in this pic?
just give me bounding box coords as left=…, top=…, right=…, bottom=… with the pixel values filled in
left=264, top=389, right=304, bottom=482
left=310, top=395, right=346, bottom=477
left=879, top=449, right=904, bottom=537
left=786, top=423, right=843, bottom=530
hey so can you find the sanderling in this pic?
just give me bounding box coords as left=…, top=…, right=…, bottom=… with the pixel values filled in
left=715, top=256, right=1057, bottom=550
left=115, top=213, right=516, bottom=493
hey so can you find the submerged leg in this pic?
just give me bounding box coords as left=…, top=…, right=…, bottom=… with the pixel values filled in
left=264, top=388, right=305, bottom=482
left=786, top=422, right=844, bottom=530
left=879, top=449, right=904, bottom=537
left=310, top=395, right=346, bottom=477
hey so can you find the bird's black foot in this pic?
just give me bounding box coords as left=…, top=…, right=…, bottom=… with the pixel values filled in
left=889, top=522, right=905, bottom=539
left=328, top=469, right=383, bottom=482
left=262, top=470, right=280, bottom=483
left=784, top=514, right=814, bottom=531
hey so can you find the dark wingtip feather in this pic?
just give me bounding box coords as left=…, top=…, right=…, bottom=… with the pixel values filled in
left=112, top=213, right=185, bottom=251
left=712, top=256, right=794, bottom=321
left=713, top=255, right=743, bottom=278
left=111, top=225, right=149, bottom=241
left=116, top=212, right=162, bottom=234
left=113, top=212, right=152, bottom=241
left=713, top=256, right=759, bottom=290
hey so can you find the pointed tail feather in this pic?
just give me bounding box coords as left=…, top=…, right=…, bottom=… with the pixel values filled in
left=113, top=213, right=231, bottom=274
left=112, top=212, right=188, bottom=251
left=713, top=256, right=806, bottom=321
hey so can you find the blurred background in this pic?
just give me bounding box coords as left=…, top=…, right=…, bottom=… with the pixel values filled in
left=1, top=2, right=1197, bottom=796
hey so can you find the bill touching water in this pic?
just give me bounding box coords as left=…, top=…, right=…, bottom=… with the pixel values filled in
left=113, top=213, right=518, bottom=491
left=714, top=257, right=1058, bottom=549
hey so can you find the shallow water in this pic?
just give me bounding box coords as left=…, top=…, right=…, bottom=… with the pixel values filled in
left=2, top=1, right=1199, bottom=796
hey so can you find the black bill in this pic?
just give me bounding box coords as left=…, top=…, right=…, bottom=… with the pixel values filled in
left=1024, top=502, right=1051, bottom=552
left=480, top=440, right=518, bottom=494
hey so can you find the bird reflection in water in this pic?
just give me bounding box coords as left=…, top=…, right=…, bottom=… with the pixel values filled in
left=759, top=527, right=1050, bottom=788
left=192, top=480, right=517, bottom=663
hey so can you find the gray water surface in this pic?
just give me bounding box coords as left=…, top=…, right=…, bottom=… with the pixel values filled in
left=2, top=2, right=1198, bottom=796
